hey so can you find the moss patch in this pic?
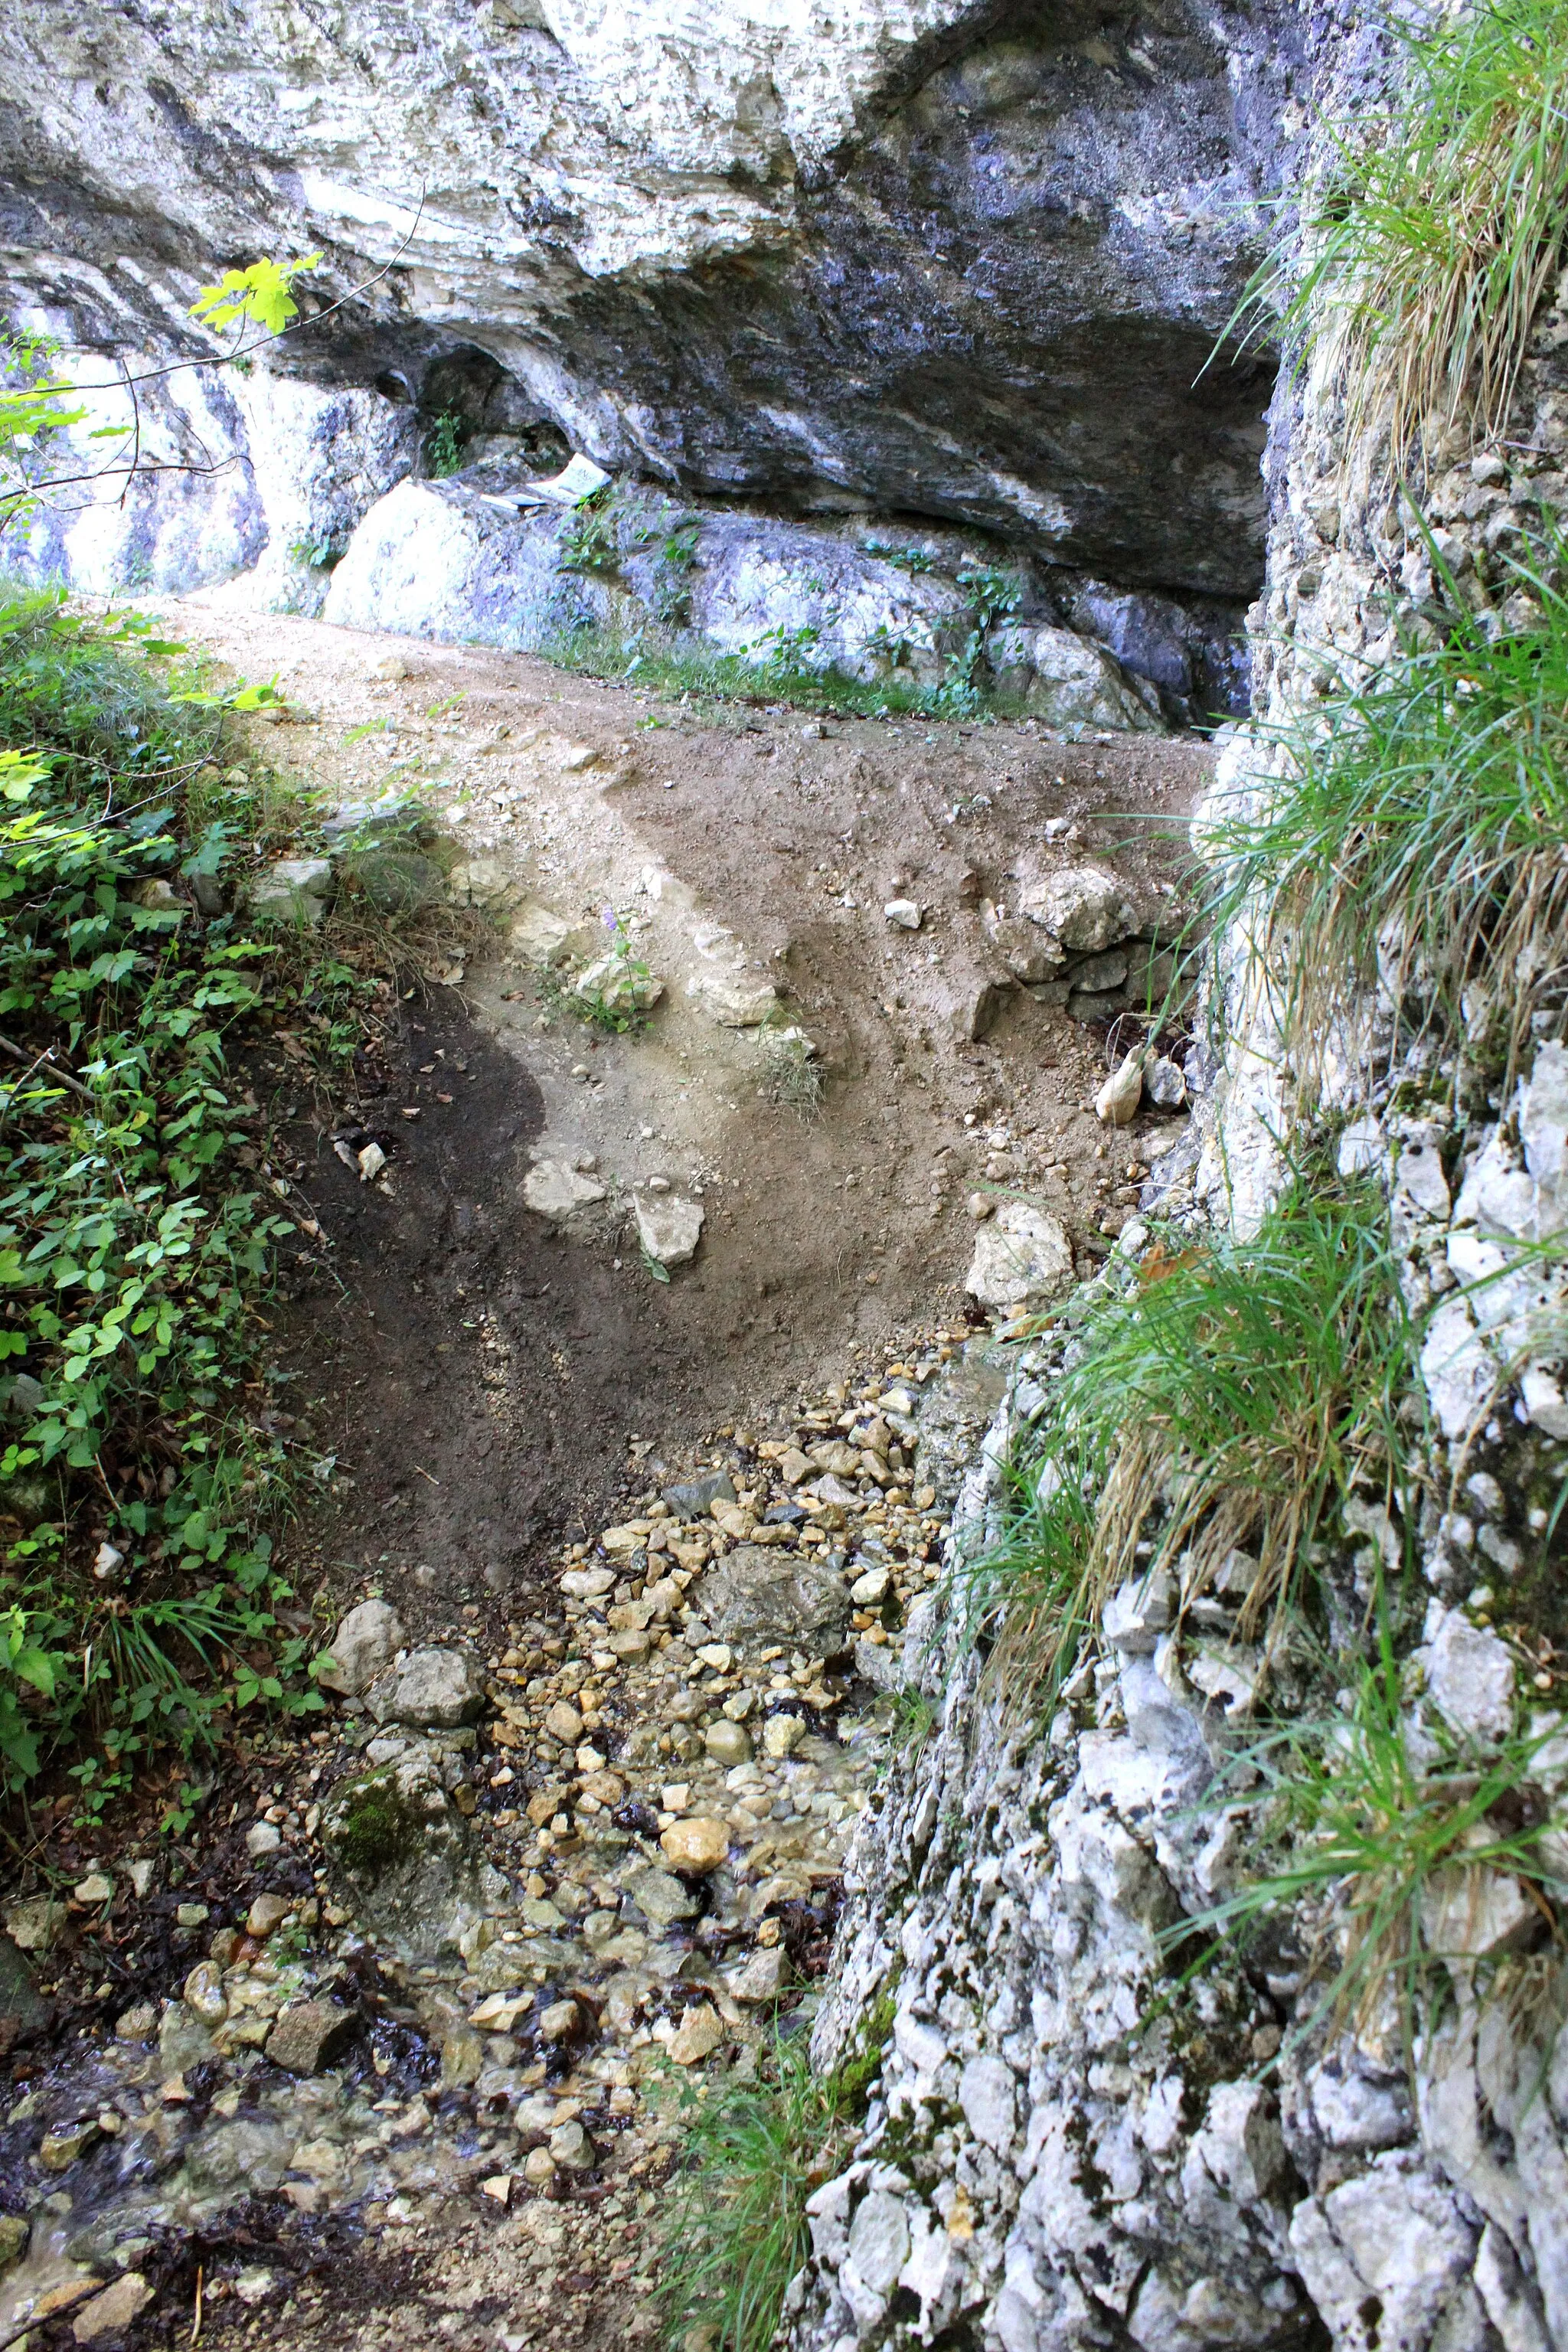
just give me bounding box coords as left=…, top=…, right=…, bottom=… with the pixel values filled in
left=326, top=1768, right=426, bottom=1879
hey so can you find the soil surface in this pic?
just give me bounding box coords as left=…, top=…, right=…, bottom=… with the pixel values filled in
left=1, top=608, right=1212, bottom=2352
left=180, top=606, right=1211, bottom=1618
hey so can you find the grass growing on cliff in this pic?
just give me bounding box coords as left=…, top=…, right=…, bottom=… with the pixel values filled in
left=1206, top=537, right=1568, bottom=1084
left=967, top=1188, right=1416, bottom=1697
left=655, top=2037, right=851, bottom=2352
left=1181, top=1626, right=1563, bottom=2053
left=1239, top=0, right=1568, bottom=463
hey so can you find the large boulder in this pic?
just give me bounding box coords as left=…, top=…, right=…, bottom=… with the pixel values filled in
left=698, top=1546, right=852, bottom=1655
left=321, top=1743, right=484, bottom=1962
left=987, top=623, right=1161, bottom=733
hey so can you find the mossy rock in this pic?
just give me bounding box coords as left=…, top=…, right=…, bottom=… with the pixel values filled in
left=325, top=1766, right=430, bottom=1880
left=320, top=1750, right=481, bottom=1962
left=338, top=848, right=448, bottom=914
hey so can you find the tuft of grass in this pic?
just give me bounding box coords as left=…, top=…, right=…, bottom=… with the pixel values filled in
left=1207, top=534, right=1568, bottom=1087
left=758, top=1024, right=823, bottom=1117
left=1179, top=1622, right=1563, bottom=2060
left=1236, top=0, right=1568, bottom=466
left=965, top=1189, right=1416, bottom=1700
left=655, top=2036, right=853, bottom=2352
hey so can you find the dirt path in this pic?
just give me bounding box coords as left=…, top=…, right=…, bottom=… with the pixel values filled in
left=175, top=606, right=1210, bottom=1613
left=0, top=611, right=1212, bottom=2352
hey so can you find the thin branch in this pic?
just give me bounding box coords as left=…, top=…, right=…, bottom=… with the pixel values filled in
left=61, top=190, right=430, bottom=400
left=0, top=1032, right=98, bottom=1103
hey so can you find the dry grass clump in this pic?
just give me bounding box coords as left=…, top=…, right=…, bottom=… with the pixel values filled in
left=1243, top=0, right=1568, bottom=467
left=1208, top=539, right=1568, bottom=1088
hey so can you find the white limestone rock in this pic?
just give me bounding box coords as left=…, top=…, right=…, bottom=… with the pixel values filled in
left=958, top=2053, right=1016, bottom=2154
left=1289, top=2157, right=1481, bottom=2352
left=632, top=1189, right=703, bottom=1268
left=522, top=1160, right=608, bottom=1220
left=249, top=858, right=332, bottom=924
left=316, top=1598, right=407, bottom=1696
left=1018, top=866, right=1137, bottom=952
left=1419, top=1609, right=1515, bottom=1746
left=987, top=622, right=1163, bottom=733
left=964, top=1201, right=1074, bottom=1313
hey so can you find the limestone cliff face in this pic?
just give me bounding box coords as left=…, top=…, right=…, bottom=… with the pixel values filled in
left=780, top=10, right=1568, bottom=2350
left=1, top=0, right=1299, bottom=599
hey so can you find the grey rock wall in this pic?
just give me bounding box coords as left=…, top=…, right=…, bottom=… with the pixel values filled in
left=782, top=10, right=1568, bottom=2350
left=1, top=0, right=1301, bottom=617
left=318, top=473, right=1175, bottom=726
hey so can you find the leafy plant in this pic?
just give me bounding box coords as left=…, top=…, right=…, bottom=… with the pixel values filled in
left=4, top=256, right=323, bottom=537
left=0, top=326, right=87, bottom=538
left=564, top=910, right=657, bottom=1035
left=559, top=483, right=620, bottom=575
left=289, top=533, right=342, bottom=572
left=189, top=254, right=322, bottom=340
left=1230, top=0, right=1568, bottom=466
left=1207, top=531, right=1568, bottom=1086
left=650, top=518, right=701, bottom=626
left=544, top=619, right=1031, bottom=724
left=862, top=540, right=936, bottom=575
left=0, top=587, right=439, bottom=1795
left=424, top=410, right=468, bottom=480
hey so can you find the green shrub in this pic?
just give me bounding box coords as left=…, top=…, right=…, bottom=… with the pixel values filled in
left=0, top=589, right=420, bottom=1796
left=423, top=409, right=468, bottom=479
left=1236, top=0, right=1568, bottom=463
left=1208, top=536, right=1568, bottom=1083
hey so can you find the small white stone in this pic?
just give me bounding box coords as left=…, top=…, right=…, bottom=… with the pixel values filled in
left=1095, top=1050, right=1144, bottom=1127
left=884, top=899, right=922, bottom=929
left=1423, top=1609, right=1515, bottom=1744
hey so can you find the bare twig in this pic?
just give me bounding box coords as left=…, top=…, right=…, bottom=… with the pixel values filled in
left=0, top=2276, right=103, bottom=2350
left=0, top=1032, right=97, bottom=1103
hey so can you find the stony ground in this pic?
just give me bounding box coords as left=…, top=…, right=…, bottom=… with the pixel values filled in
left=0, top=612, right=1211, bottom=2351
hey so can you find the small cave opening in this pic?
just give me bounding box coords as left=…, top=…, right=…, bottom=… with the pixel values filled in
left=416, top=346, right=573, bottom=481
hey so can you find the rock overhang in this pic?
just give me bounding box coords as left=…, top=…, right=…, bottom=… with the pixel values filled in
left=0, top=0, right=1300, bottom=611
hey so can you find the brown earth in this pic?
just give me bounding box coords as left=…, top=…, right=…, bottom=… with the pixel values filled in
left=169, top=604, right=1211, bottom=1633
left=2, top=609, right=1214, bottom=2352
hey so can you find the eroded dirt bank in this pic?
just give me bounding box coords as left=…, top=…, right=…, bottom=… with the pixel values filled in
left=1, top=616, right=1212, bottom=2351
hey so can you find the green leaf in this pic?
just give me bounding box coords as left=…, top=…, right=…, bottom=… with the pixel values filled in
left=188, top=253, right=323, bottom=338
